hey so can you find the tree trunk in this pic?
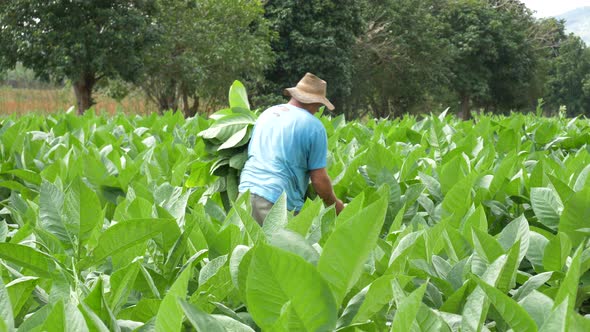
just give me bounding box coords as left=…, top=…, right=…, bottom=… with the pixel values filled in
left=154, top=79, right=179, bottom=113
left=459, top=93, right=471, bottom=120
left=73, top=74, right=96, bottom=114
left=181, top=92, right=199, bottom=118
left=157, top=94, right=178, bottom=114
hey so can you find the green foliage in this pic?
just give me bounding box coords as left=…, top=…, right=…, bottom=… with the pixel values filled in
left=197, top=81, right=257, bottom=210
left=0, top=0, right=157, bottom=112
left=544, top=34, right=590, bottom=116
left=256, top=0, right=363, bottom=110
left=141, top=0, right=273, bottom=116
left=246, top=243, right=338, bottom=331
left=348, top=0, right=453, bottom=117
left=344, top=0, right=590, bottom=119
left=2, top=1, right=590, bottom=118
left=442, top=0, right=538, bottom=118
left=0, top=105, right=590, bottom=331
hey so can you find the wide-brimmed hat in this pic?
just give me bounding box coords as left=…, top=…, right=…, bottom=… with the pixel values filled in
left=283, top=73, right=335, bottom=110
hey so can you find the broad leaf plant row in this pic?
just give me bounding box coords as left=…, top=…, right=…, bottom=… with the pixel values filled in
left=0, top=83, right=589, bottom=331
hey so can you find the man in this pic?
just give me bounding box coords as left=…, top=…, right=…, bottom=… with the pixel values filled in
left=239, top=73, right=345, bottom=224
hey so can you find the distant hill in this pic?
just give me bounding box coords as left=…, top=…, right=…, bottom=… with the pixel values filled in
left=557, top=7, right=590, bottom=45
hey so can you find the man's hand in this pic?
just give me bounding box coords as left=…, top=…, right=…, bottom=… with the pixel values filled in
left=335, top=198, right=345, bottom=215
left=310, top=167, right=344, bottom=215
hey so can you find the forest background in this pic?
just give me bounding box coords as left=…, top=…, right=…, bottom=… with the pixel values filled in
left=0, top=0, right=589, bottom=120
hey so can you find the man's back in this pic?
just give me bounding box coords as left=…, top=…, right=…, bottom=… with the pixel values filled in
left=239, top=103, right=328, bottom=211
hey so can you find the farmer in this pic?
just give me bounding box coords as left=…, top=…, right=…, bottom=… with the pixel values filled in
left=239, top=72, right=345, bottom=224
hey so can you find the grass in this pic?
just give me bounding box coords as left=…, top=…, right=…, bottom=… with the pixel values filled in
left=0, top=86, right=159, bottom=115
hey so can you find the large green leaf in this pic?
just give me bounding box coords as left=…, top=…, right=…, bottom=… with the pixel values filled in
left=287, top=198, right=323, bottom=237
left=461, top=205, right=488, bottom=243
left=233, top=204, right=264, bottom=244
left=0, top=276, right=14, bottom=332
left=198, top=113, right=255, bottom=142
left=547, top=174, right=575, bottom=204
left=443, top=228, right=472, bottom=262
left=262, top=193, right=288, bottom=238
left=559, top=187, right=590, bottom=247
left=337, top=274, right=396, bottom=329
left=573, top=164, right=590, bottom=192
left=40, top=301, right=66, bottom=332
left=440, top=279, right=475, bottom=314
left=472, top=228, right=504, bottom=263
left=78, top=301, right=111, bottom=332
left=82, top=278, right=119, bottom=331
left=543, top=233, right=571, bottom=272
left=179, top=299, right=225, bottom=332
left=91, top=218, right=177, bottom=263
left=461, top=254, right=507, bottom=332
left=17, top=305, right=52, bottom=332
left=0, top=243, right=56, bottom=278
left=473, top=276, right=537, bottom=332
left=192, top=260, right=233, bottom=314
left=441, top=176, right=472, bottom=221
left=439, top=155, right=467, bottom=194
left=198, top=255, right=227, bottom=286
left=387, top=231, right=425, bottom=274
left=229, top=245, right=251, bottom=303
left=268, top=229, right=320, bottom=265
left=390, top=283, right=427, bottom=332
left=5, top=169, right=42, bottom=186
left=39, top=180, right=72, bottom=246
left=228, top=80, right=250, bottom=110
left=236, top=248, right=254, bottom=306
left=64, top=300, right=90, bottom=332
left=519, top=291, right=554, bottom=329
left=318, top=196, right=388, bottom=305
left=218, top=127, right=249, bottom=151
left=530, top=187, right=563, bottom=230
left=108, top=261, right=140, bottom=315
left=526, top=232, right=550, bottom=271
left=6, top=276, right=37, bottom=318
left=246, top=243, right=337, bottom=331
left=180, top=299, right=255, bottom=332
left=496, top=215, right=530, bottom=263
left=63, top=177, right=104, bottom=253
left=513, top=272, right=553, bottom=302
left=154, top=262, right=192, bottom=332
left=164, top=217, right=197, bottom=278
left=553, top=246, right=582, bottom=311
left=539, top=298, right=568, bottom=332
left=495, top=241, right=520, bottom=293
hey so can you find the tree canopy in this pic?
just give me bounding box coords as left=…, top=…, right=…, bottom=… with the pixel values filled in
left=255, top=0, right=364, bottom=110
left=0, top=0, right=157, bottom=113
left=1, top=0, right=589, bottom=118
left=346, top=0, right=453, bottom=118
left=140, top=0, right=274, bottom=116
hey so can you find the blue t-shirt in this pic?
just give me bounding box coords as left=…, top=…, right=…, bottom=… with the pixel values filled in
left=239, top=104, right=328, bottom=211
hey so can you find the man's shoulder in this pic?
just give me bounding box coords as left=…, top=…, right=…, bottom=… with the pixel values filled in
left=264, top=104, right=290, bottom=112
left=258, top=104, right=289, bottom=118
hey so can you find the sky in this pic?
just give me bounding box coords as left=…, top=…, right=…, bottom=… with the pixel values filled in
left=520, top=0, right=590, bottom=17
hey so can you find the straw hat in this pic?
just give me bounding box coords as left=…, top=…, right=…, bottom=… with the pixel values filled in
left=284, top=73, right=335, bottom=110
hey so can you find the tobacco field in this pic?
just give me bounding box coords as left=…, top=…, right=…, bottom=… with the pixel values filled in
left=0, top=86, right=590, bottom=331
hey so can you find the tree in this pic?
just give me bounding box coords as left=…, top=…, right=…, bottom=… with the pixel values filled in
left=347, top=0, right=453, bottom=118
left=441, top=0, right=538, bottom=119
left=257, top=0, right=363, bottom=112
left=0, top=0, right=156, bottom=113
left=544, top=35, right=590, bottom=116
left=523, top=17, right=567, bottom=109
left=140, top=0, right=274, bottom=117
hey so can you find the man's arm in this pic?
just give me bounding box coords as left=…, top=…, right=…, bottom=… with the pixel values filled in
left=310, top=168, right=344, bottom=214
